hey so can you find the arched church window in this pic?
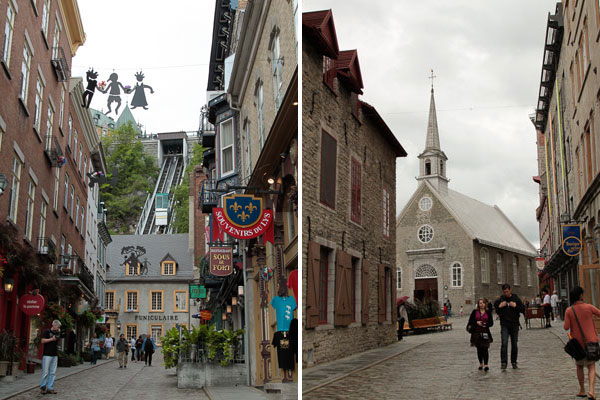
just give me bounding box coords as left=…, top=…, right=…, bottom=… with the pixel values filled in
left=451, top=262, right=462, bottom=287
left=418, top=225, right=434, bottom=243
left=425, top=159, right=431, bottom=175
left=419, top=196, right=432, bottom=211
left=513, top=255, right=519, bottom=286
left=415, top=264, right=437, bottom=278
left=496, top=253, right=503, bottom=284
left=480, top=248, right=489, bottom=283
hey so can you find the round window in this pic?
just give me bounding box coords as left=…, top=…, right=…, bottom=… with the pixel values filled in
left=419, top=196, right=433, bottom=211
left=418, top=225, right=434, bottom=243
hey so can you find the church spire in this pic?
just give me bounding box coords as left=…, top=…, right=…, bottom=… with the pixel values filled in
left=418, top=70, right=449, bottom=193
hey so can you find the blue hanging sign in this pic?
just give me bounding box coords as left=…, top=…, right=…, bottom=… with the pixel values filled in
left=562, top=224, right=582, bottom=256
left=223, top=194, right=263, bottom=228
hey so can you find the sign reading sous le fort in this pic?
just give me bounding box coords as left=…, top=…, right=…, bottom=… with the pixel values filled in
left=210, top=247, right=233, bottom=276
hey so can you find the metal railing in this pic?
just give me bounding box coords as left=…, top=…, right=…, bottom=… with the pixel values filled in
left=37, top=237, right=57, bottom=264
left=51, top=46, right=70, bottom=82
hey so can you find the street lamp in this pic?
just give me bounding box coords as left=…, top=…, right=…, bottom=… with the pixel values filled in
left=231, top=297, right=237, bottom=306
left=0, top=173, right=8, bottom=195
left=116, top=320, right=121, bottom=332
left=3, top=278, right=14, bottom=293
left=226, top=305, right=232, bottom=314
left=238, top=285, right=244, bottom=296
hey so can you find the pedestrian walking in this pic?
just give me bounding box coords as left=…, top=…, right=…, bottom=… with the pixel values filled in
left=467, top=298, right=493, bottom=372
left=542, top=288, right=552, bottom=328
left=143, top=334, right=156, bottom=366
left=446, top=300, right=452, bottom=317
left=551, top=290, right=559, bottom=321
left=493, top=283, right=525, bottom=369
left=130, top=337, right=136, bottom=361
left=564, top=286, right=600, bottom=400
left=460, top=305, right=464, bottom=317
left=116, top=334, right=129, bottom=368
left=443, top=304, right=448, bottom=321
left=397, top=300, right=408, bottom=341
left=135, top=335, right=144, bottom=362
left=40, top=320, right=62, bottom=395
left=90, top=333, right=102, bottom=365
left=104, top=334, right=113, bottom=360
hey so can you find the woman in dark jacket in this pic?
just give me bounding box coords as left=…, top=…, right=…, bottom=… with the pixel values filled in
left=467, top=298, right=494, bottom=372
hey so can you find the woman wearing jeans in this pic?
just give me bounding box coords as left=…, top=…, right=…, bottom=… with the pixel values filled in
left=90, top=333, right=101, bottom=364
left=564, top=286, right=600, bottom=400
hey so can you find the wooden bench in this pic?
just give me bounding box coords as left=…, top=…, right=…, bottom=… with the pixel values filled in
left=438, top=316, right=453, bottom=330
left=411, top=317, right=443, bottom=332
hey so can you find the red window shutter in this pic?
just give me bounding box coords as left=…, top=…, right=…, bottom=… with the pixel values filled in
left=378, top=264, right=386, bottom=323
left=391, top=266, right=397, bottom=324
left=320, top=131, right=337, bottom=208
left=361, top=260, right=369, bottom=325
left=306, top=241, right=321, bottom=328
left=334, top=250, right=352, bottom=327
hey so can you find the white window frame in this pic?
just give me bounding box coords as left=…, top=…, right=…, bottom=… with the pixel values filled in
left=481, top=248, right=489, bottom=284
left=73, top=130, right=78, bottom=161
left=45, top=101, right=54, bottom=142
left=69, top=185, right=74, bottom=218
left=19, top=40, right=32, bottom=102
left=2, top=0, right=16, bottom=67
left=513, top=256, right=519, bottom=286
left=39, top=198, right=47, bottom=245
left=33, top=77, right=45, bottom=132
left=496, top=253, right=503, bottom=284
left=219, top=118, right=235, bottom=176
left=417, top=224, right=434, bottom=243
left=40, top=0, right=50, bottom=39
left=24, top=180, right=36, bottom=241
left=58, top=86, right=65, bottom=130
left=451, top=262, right=462, bottom=288
left=271, top=31, right=283, bottom=109
left=419, top=196, right=433, bottom=211
left=527, top=259, right=533, bottom=287
left=396, top=267, right=402, bottom=290
left=63, top=172, right=69, bottom=210
left=256, top=82, right=265, bottom=150
left=8, top=156, right=23, bottom=222
left=52, top=16, right=61, bottom=60
left=75, top=197, right=80, bottom=229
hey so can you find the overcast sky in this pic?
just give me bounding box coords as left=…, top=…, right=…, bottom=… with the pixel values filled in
left=303, top=0, right=561, bottom=248
left=72, top=0, right=215, bottom=134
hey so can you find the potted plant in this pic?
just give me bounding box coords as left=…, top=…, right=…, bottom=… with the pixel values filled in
left=0, top=331, right=17, bottom=376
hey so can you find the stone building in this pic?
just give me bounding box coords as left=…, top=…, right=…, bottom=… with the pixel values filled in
left=302, top=9, right=407, bottom=368
left=532, top=2, right=600, bottom=312
left=397, top=86, right=538, bottom=310
left=104, top=234, right=194, bottom=343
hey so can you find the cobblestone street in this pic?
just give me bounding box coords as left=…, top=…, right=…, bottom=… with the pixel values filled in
left=304, top=316, right=598, bottom=399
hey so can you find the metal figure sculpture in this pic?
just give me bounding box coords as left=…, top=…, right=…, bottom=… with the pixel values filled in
left=81, top=69, right=98, bottom=109
left=130, top=71, right=154, bottom=110
left=98, top=72, right=127, bottom=114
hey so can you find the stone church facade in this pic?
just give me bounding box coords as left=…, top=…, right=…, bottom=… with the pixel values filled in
left=397, top=88, right=538, bottom=310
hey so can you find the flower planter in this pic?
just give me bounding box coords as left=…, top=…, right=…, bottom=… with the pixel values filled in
left=0, top=361, right=9, bottom=376
left=10, top=362, right=22, bottom=376
left=26, top=362, right=36, bottom=374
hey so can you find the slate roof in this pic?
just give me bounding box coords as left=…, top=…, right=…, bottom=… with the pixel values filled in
left=106, top=234, right=194, bottom=280
left=419, top=181, right=538, bottom=257
left=116, top=105, right=141, bottom=134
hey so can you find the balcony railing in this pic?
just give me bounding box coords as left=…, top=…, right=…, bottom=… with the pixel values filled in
left=76, top=257, right=95, bottom=295
left=44, top=135, right=64, bottom=167
left=199, top=179, right=219, bottom=213
left=37, top=237, right=57, bottom=264
left=57, top=255, right=95, bottom=296
left=51, top=46, right=70, bottom=82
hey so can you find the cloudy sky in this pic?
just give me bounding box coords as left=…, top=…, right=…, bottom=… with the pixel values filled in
left=303, top=0, right=560, bottom=248
left=72, top=0, right=216, bottom=133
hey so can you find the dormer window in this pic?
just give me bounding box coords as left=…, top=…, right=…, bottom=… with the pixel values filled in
left=323, top=55, right=335, bottom=90
left=161, top=254, right=177, bottom=275
left=126, top=262, right=140, bottom=276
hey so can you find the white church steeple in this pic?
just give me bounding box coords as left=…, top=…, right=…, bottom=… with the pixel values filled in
left=417, top=71, right=449, bottom=193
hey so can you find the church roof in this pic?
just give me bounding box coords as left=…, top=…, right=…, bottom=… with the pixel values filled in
left=116, top=105, right=141, bottom=134
left=426, top=182, right=537, bottom=257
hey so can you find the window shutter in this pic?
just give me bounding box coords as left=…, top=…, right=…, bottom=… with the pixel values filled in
left=378, top=263, right=386, bottom=323
left=361, top=260, right=369, bottom=325
left=306, top=241, right=321, bottom=328
left=334, top=249, right=352, bottom=327
left=320, top=131, right=337, bottom=208
left=391, top=266, right=397, bottom=324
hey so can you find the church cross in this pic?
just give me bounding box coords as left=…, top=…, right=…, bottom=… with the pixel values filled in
left=429, top=69, right=436, bottom=89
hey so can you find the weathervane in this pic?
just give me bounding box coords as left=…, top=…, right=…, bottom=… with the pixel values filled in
left=429, top=69, right=436, bottom=91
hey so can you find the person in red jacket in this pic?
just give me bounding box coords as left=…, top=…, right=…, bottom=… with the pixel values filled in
left=564, top=286, right=600, bottom=400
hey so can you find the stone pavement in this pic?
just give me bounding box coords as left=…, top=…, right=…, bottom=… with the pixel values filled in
left=303, top=315, right=599, bottom=399
left=1, top=352, right=292, bottom=400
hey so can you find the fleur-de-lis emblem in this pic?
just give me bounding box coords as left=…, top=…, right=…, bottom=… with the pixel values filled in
left=229, top=202, right=242, bottom=213
left=245, top=203, right=257, bottom=213
left=239, top=211, right=250, bottom=222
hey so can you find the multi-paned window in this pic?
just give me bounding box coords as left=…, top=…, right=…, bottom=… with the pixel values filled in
left=174, top=290, right=188, bottom=312
left=513, top=255, right=519, bottom=286
left=63, top=172, right=69, bottom=210
left=396, top=267, right=402, bottom=289
left=418, top=225, right=434, bottom=243
left=150, top=325, right=162, bottom=345
left=383, top=187, right=390, bottom=238
left=34, top=77, right=45, bottom=131
left=126, top=290, right=139, bottom=312
left=78, top=143, right=83, bottom=173
left=38, top=198, right=47, bottom=246
left=219, top=118, right=234, bottom=176
left=126, top=325, right=137, bottom=341
left=24, top=180, right=36, bottom=241
left=162, top=261, right=175, bottom=275
left=105, top=290, right=115, bottom=311
left=256, top=82, right=265, bottom=150
left=496, top=253, right=503, bottom=284
left=45, top=102, right=54, bottom=143
left=481, top=248, right=489, bottom=284
left=73, top=130, right=78, bottom=160
left=126, top=263, right=139, bottom=276
left=271, top=31, right=283, bottom=109
left=52, top=17, right=61, bottom=60
left=75, top=197, right=80, bottom=229
left=320, top=130, right=337, bottom=209
left=41, top=0, right=50, bottom=38
left=58, top=86, right=65, bottom=130
left=150, top=290, right=163, bottom=312
left=19, top=41, right=32, bottom=101
left=8, top=156, right=23, bottom=222
left=67, top=115, right=72, bottom=146
left=451, top=262, right=462, bottom=287
left=2, top=0, right=16, bottom=66
left=69, top=185, right=74, bottom=218
left=350, top=158, right=361, bottom=224
left=323, top=55, right=335, bottom=89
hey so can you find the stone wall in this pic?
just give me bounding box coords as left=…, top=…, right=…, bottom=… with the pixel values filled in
left=302, top=39, right=399, bottom=367
left=177, top=362, right=247, bottom=388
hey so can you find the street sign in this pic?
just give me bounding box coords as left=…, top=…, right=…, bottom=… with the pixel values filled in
left=190, top=284, right=206, bottom=299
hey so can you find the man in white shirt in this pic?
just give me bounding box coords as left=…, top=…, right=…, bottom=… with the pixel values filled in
left=104, top=335, right=113, bottom=360
left=550, top=290, right=559, bottom=321
left=542, top=289, right=552, bottom=328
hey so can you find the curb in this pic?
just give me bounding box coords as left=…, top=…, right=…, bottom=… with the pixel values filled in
left=0, top=359, right=117, bottom=400
left=302, top=341, right=427, bottom=395
left=203, top=387, right=214, bottom=400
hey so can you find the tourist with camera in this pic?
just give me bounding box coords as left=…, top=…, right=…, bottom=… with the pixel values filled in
left=40, top=320, right=63, bottom=395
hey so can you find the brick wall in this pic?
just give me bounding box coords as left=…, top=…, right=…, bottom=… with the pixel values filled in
left=302, top=39, right=399, bottom=367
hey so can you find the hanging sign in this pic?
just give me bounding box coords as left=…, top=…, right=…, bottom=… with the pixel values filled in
left=210, top=247, right=233, bottom=276
left=213, top=195, right=273, bottom=243
left=200, top=310, right=212, bottom=320
left=19, top=293, right=45, bottom=316
left=562, top=224, right=582, bottom=256
left=190, top=284, right=207, bottom=299
left=536, top=257, right=545, bottom=271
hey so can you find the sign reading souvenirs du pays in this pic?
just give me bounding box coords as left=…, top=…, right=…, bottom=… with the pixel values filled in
left=562, top=224, right=582, bottom=257
left=213, top=194, right=273, bottom=243
left=209, top=247, right=233, bottom=277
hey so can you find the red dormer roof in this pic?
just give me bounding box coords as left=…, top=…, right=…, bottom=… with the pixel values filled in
left=359, top=101, right=407, bottom=158
left=303, top=10, right=340, bottom=59
left=335, top=50, right=364, bottom=94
